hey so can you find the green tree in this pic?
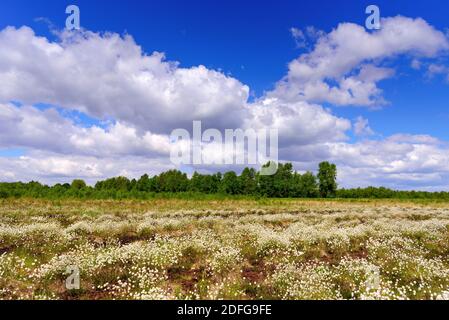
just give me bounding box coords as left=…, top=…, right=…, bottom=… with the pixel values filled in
left=258, top=162, right=296, bottom=197
left=71, top=179, right=87, bottom=190
left=157, top=170, right=189, bottom=192
left=137, top=174, right=151, bottom=192
left=257, top=162, right=275, bottom=197
left=275, top=163, right=294, bottom=197
left=219, top=171, right=241, bottom=195
left=290, top=172, right=318, bottom=198
left=239, top=168, right=257, bottom=195
left=189, top=172, right=222, bottom=194
left=317, top=161, right=337, bottom=198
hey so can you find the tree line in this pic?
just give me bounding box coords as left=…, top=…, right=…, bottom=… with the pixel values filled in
left=0, top=162, right=336, bottom=199
left=1, top=161, right=448, bottom=200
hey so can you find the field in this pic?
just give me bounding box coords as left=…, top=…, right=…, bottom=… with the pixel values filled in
left=0, top=198, right=448, bottom=300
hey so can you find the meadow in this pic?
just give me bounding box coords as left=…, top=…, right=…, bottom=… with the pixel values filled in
left=0, top=198, right=448, bottom=300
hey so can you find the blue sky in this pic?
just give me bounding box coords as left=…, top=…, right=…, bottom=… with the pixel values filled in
left=1, top=0, right=449, bottom=189
left=0, top=0, right=448, bottom=139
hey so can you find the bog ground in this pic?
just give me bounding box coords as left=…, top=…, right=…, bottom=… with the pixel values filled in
left=0, top=199, right=448, bottom=300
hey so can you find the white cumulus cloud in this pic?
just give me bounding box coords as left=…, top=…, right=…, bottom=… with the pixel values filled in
left=1, top=16, right=449, bottom=190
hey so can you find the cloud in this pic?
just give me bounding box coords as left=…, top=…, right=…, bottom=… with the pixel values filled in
left=0, top=103, right=171, bottom=157
left=0, top=27, right=250, bottom=133
left=426, top=63, right=449, bottom=81
left=246, top=98, right=351, bottom=147
left=1, top=16, right=449, bottom=190
left=353, top=116, right=374, bottom=137
left=290, top=27, right=307, bottom=48
left=327, top=136, right=449, bottom=190
left=411, top=59, right=422, bottom=70
left=290, top=26, right=326, bottom=49
left=270, top=16, right=449, bottom=107
left=265, top=131, right=449, bottom=190
left=0, top=151, right=175, bottom=185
